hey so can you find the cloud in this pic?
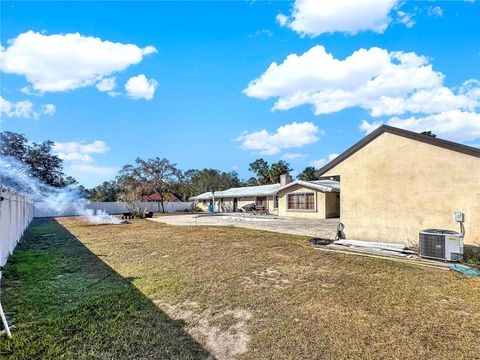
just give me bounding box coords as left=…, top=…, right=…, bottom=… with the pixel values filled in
left=282, top=152, right=307, bottom=161
left=0, top=31, right=157, bottom=93
left=428, top=6, right=443, bottom=17
left=361, top=110, right=480, bottom=143
left=53, top=140, right=117, bottom=180
left=244, top=45, right=480, bottom=118
left=396, top=10, right=416, bottom=28
left=69, top=163, right=118, bottom=176
left=125, top=74, right=158, bottom=100
left=277, top=0, right=398, bottom=37
left=248, top=29, right=273, bottom=38
left=53, top=140, right=109, bottom=155
left=0, top=96, right=55, bottom=120
left=310, top=153, right=339, bottom=168
left=96, top=77, right=116, bottom=92
left=236, top=122, right=322, bottom=155
left=276, top=14, right=288, bottom=27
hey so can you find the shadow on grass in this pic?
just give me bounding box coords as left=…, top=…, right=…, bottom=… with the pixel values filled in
left=0, top=218, right=211, bottom=359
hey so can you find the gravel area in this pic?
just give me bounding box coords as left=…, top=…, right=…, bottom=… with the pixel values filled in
left=149, top=213, right=340, bottom=239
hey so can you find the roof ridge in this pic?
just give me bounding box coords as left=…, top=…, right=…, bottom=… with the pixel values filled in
left=316, top=125, right=480, bottom=176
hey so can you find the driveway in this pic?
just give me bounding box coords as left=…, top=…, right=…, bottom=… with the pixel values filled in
left=149, top=213, right=340, bottom=239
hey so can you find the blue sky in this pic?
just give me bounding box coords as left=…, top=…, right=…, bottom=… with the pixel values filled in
left=1, top=0, right=479, bottom=187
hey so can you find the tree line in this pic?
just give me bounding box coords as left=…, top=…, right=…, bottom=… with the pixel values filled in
left=1, top=131, right=324, bottom=212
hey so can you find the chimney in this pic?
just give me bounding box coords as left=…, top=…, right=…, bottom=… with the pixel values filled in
left=280, top=174, right=292, bottom=186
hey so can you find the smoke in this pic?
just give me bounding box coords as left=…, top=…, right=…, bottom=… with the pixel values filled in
left=0, top=155, right=122, bottom=224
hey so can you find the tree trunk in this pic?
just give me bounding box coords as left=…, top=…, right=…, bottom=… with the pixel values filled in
left=159, top=192, right=165, bottom=213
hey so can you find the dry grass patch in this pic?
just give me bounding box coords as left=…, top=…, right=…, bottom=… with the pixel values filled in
left=1, top=217, right=479, bottom=359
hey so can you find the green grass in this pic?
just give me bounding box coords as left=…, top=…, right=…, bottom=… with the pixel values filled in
left=1, top=217, right=479, bottom=359
left=0, top=219, right=208, bottom=359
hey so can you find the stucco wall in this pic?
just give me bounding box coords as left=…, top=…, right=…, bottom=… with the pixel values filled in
left=323, top=132, right=480, bottom=245
left=325, top=192, right=340, bottom=218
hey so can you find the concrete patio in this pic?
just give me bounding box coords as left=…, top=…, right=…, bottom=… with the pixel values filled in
left=149, top=213, right=340, bottom=239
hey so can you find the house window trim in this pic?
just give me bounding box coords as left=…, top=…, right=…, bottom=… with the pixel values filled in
left=273, top=194, right=279, bottom=209
left=286, top=191, right=317, bottom=212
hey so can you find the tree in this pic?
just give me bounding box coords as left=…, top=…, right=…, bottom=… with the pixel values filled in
left=0, top=131, right=73, bottom=187
left=268, top=160, right=292, bottom=183
left=0, top=131, right=28, bottom=160
left=137, top=157, right=181, bottom=213
left=248, top=159, right=270, bottom=185
left=117, top=166, right=147, bottom=217
left=242, top=177, right=258, bottom=187
left=297, top=166, right=318, bottom=181
left=90, top=180, right=118, bottom=202
left=117, top=158, right=181, bottom=214
left=420, top=130, right=437, bottom=138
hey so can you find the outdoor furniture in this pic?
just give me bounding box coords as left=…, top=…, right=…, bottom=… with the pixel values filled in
left=253, top=205, right=269, bottom=215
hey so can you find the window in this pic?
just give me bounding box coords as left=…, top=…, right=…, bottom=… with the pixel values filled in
left=256, top=196, right=267, bottom=207
left=287, top=193, right=315, bottom=211
left=274, top=195, right=279, bottom=209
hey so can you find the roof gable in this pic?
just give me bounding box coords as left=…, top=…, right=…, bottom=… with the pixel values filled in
left=316, top=125, right=480, bottom=176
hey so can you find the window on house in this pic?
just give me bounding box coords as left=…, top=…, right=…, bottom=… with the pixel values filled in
left=274, top=195, right=279, bottom=209
left=256, top=196, right=267, bottom=207
left=287, top=193, right=315, bottom=210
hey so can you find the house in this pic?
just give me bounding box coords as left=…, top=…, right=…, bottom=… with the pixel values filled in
left=316, top=125, right=480, bottom=245
left=191, top=175, right=340, bottom=219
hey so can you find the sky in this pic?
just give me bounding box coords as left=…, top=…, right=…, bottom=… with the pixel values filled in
left=1, top=0, right=479, bottom=188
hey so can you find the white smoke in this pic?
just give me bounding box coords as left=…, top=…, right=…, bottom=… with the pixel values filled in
left=0, top=155, right=122, bottom=224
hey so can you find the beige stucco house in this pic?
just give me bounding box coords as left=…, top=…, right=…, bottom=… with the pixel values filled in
left=191, top=176, right=340, bottom=219
left=316, top=125, right=480, bottom=245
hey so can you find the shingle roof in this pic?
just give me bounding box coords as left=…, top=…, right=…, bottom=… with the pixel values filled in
left=190, top=180, right=340, bottom=201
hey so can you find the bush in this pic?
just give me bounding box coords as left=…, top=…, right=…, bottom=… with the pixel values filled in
left=463, top=245, right=480, bottom=269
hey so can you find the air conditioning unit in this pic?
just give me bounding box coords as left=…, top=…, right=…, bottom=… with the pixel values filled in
left=419, top=229, right=463, bottom=261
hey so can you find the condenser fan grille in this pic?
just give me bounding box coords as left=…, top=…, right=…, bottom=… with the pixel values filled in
left=419, top=233, right=445, bottom=259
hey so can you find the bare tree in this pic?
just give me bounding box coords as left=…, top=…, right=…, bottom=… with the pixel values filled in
left=117, top=164, right=147, bottom=217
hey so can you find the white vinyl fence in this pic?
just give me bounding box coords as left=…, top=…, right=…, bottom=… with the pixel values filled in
left=0, top=189, right=34, bottom=266
left=33, top=201, right=193, bottom=218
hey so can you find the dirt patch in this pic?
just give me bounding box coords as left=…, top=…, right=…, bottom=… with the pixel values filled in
left=162, top=300, right=252, bottom=360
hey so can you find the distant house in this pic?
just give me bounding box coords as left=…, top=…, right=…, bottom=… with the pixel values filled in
left=316, top=125, right=480, bottom=245
left=142, top=193, right=180, bottom=202
left=190, top=175, right=340, bottom=219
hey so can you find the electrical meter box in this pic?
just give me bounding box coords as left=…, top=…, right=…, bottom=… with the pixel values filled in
left=454, top=211, right=464, bottom=223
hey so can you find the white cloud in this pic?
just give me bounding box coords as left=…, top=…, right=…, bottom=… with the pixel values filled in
left=0, top=96, right=55, bottom=120
left=41, top=104, right=56, bottom=116
left=282, top=152, right=307, bottom=161
left=276, top=14, right=288, bottom=27
left=53, top=140, right=109, bottom=155
left=69, top=163, right=118, bottom=176
left=361, top=110, right=480, bottom=143
left=125, top=74, right=158, bottom=100
left=53, top=140, right=117, bottom=182
left=396, top=10, right=416, bottom=28
left=244, top=45, right=480, bottom=118
left=0, top=31, right=157, bottom=93
left=328, top=153, right=339, bottom=161
left=236, top=122, right=322, bottom=155
left=428, top=6, right=443, bottom=17
left=96, top=77, right=116, bottom=92
left=278, top=0, right=398, bottom=37
left=248, top=29, right=273, bottom=38
left=310, top=153, right=339, bottom=168
left=359, top=120, right=383, bottom=134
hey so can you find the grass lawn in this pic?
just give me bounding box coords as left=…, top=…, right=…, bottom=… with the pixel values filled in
left=1, top=217, right=479, bottom=359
